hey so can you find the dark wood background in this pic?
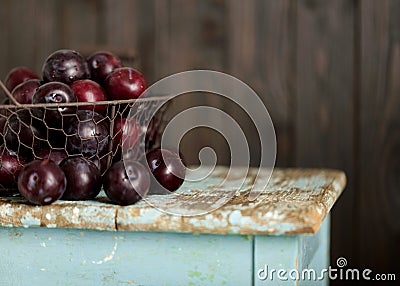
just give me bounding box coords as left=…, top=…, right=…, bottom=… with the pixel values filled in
left=0, top=0, right=399, bottom=284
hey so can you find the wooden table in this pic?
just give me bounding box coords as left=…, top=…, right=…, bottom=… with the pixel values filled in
left=0, top=167, right=346, bottom=286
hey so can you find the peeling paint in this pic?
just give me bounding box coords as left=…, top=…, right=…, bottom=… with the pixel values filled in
left=0, top=168, right=346, bottom=235
left=20, top=212, right=40, bottom=227
left=92, top=241, right=118, bottom=265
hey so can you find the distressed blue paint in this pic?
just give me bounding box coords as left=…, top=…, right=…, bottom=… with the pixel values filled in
left=254, top=216, right=330, bottom=285
left=0, top=168, right=346, bottom=235
left=0, top=228, right=253, bottom=286
left=0, top=216, right=331, bottom=286
left=0, top=168, right=342, bottom=285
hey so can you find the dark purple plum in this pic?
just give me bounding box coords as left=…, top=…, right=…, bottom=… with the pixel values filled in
left=17, top=159, right=66, bottom=205
left=5, top=67, right=39, bottom=92
left=4, top=109, right=46, bottom=156
left=145, top=117, right=157, bottom=150
left=87, top=51, right=122, bottom=84
left=60, top=157, right=101, bottom=200
left=47, top=129, right=68, bottom=149
left=65, top=110, right=110, bottom=158
left=112, top=117, right=141, bottom=161
left=113, top=117, right=140, bottom=148
left=144, top=103, right=169, bottom=151
left=32, top=81, right=77, bottom=128
left=146, top=149, right=186, bottom=192
left=145, top=116, right=165, bottom=151
left=35, top=149, right=68, bottom=165
left=0, top=150, right=26, bottom=186
left=42, top=49, right=90, bottom=84
left=103, top=160, right=150, bottom=205
left=89, top=155, right=109, bottom=174
left=0, top=98, right=11, bottom=117
left=70, top=79, right=107, bottom=114
left=0, top=116, right=7, bottom=145
left=0, top=116, right=5, bottom=130
left=11, top=79, right=41, bottom=104
left=104, top=67, right=147, bottom=100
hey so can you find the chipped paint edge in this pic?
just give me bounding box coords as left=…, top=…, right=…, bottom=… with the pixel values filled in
left=0, top=168, right=347, bottom=235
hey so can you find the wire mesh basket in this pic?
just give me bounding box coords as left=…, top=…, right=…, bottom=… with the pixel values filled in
left=0, top=81, right=170, bottom=191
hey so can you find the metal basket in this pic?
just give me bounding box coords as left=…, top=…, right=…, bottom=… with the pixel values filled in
left=0, top=81, right=170, bottom=191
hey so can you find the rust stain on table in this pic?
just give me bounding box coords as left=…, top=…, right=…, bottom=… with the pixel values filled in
left=0, top=167, right=346, bottom=235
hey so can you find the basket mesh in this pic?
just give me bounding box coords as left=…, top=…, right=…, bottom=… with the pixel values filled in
left=0, top=96, right=170, bottom=191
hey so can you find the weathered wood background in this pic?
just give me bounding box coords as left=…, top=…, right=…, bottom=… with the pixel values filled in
left=0, top=0, right=399, bottom=284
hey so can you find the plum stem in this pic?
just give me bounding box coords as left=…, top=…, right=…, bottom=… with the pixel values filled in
left=41, top=159, right=50, bottom=166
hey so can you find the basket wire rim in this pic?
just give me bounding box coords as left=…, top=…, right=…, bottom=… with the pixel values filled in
left=0, top=78, right=172, bottom=107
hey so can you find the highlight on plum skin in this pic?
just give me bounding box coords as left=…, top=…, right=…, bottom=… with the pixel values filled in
left=11, top=79, right=41, bottom=104
left=0, top=149, right=26, bottom=187
left=104, top=67, right=147, bottom=100
left=0, top=49, right=173, bottom=207
left=87, top=51, right=122, bottom=84
left=17, top=159, right=67, bottom=205
left=103, top=160, right=150, bottom=206
left=60, top=156, right=102, bottom=201
left=32, top=81, right=77, bottom=128
left=146, top=149, right=186, bottom=192
left=42, top=49, right=90, bottom=84
left=70, top=79, right=108, bottom=115
left=65, top=110, right=110, bottom=158
left=4, top=66, right=40, bottom=92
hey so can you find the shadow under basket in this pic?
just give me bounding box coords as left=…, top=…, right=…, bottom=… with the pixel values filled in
left=0, top=95, right=171, bottom=191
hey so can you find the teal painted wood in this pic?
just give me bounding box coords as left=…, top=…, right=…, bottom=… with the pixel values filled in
left=254, top=215, right=330, bottom=286
left=0, top=217, right=330, bottom=286
left=0, top=228, right=253, bottom=286
left=0, top=168, right=343, bottom=285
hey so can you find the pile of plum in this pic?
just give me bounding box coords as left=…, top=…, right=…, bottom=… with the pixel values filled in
left=0, top=49, right=185, bottom=206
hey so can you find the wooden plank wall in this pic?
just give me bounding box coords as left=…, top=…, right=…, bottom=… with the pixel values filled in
left=295, top=1, right=360, bottom=280
left=0, top=0, right=399, bottom=283
left=360, top=0, right=400, bottom=275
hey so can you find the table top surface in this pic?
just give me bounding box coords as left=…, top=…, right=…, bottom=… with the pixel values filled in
left=0, top=167, right=346, bottom=235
